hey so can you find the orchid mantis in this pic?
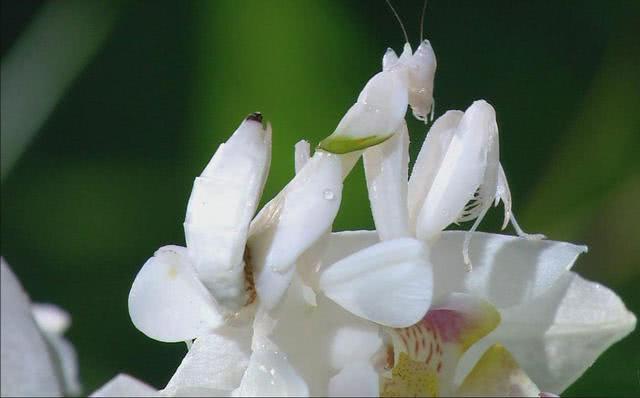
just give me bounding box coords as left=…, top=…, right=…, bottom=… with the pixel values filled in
left=316, top=4, right=542, bottom=270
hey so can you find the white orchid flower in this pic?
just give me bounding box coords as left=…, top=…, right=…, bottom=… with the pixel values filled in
left=350, top=97, right=635, bottom=395
left=1, top=258, right=80, bottom=397
left=311, top=229, right=634, bottom=396
left=318, top=40, right=436, bottom=154
left=128, top=113, right=346, bottom=344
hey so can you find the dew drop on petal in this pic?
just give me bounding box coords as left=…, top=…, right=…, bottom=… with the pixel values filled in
left=323, top=189, right=335, bottom=200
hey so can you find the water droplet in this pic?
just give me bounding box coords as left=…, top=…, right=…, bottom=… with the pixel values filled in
left=323, top=189, right=335, bottom=200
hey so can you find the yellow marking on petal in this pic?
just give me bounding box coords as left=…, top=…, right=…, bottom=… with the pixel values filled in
left=167, top=266, right=178, bottom=279
left=381, top=352, right=439, bottom=397
left=457, top=344, right=539, bottom=397
left=456, top=300, right=501, bottom=352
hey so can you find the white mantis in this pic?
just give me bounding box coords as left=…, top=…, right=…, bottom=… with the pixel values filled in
left=320, top=0, right=543, bottom=270
left=318, top=2, right=436, bottom=153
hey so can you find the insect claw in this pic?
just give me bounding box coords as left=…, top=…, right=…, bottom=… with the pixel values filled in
left=246, top=112, right=263, bottom=123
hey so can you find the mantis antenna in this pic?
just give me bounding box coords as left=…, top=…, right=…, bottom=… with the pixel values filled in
left=420, top=0, right=428, bottom=41
left=384, top=0, right=409, bottom=44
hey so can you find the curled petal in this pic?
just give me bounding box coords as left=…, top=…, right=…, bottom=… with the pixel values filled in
left=408, top=110, right=462, bottom=232
left=431, top=232, right=587, bottom=308
left=456, top=344, right=539, bottom=397
left=128, top=246, right=224, bottom=343
left=363, top=122, right=410, bottom=240
left=184, top=115, right=271, bottom=309
left=319, top=238, right=432, bottom=327
left=318, top=70, right=408, bottom=154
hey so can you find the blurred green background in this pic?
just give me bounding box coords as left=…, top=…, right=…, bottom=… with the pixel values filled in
left=1, top=0, right=638, bottom=396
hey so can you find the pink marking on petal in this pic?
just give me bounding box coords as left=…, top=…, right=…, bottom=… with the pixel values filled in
left=424, top=308, right=467, bottom=344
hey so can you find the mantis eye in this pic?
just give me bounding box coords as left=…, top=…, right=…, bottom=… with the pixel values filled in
left=382, top=48, right=399, bottom=71
left=406, top=40, right=437, bottom=122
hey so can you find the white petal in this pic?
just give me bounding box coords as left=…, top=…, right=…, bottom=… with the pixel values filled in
left=90, top=374, right=158, bottom=397
left=318, top=70, right=408, bottom=153
left=128, top=246, right=224, bottom=342
left=1, top=259, right=62, bottom=397
left=161, top=386, right=230, bottom=397
left=163, top=327, right=252, bottom=395
left=329, top=327, right=382, bottom=371
left=458, top=272, right=636, bottom=393
left=415, top=100, right=497, bottom=240
left=233, top=349, right=309, bottom=397
left=328, top=362, right=379, bottom=397
left=250, top=151, right=343, bottom=308
left=319, top=238, right=433, bottom=327
left=405, top=40, right=437, bottom=122
left=184, top=115, right=271, bottom=309
left=431, top=232, right=587, bottom=309
left=252, top=276, right=382, bottom=395
left=363, top=121, right=410, bottom=240
left=408, top=110, right=462, bottom=232
left=254, top=264, right=297, bottom=313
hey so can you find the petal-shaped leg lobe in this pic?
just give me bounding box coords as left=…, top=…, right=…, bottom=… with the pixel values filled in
left=184, top=116, right=271, bottom=309
left=319, top=238, right=433, bottom=328
left=364, top=122, right=410, bottom=241
left=128, top=246, right=224, bottom=342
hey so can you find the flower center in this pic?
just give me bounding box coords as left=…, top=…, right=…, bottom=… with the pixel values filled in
left=381, top=321, right=445, bottom=397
